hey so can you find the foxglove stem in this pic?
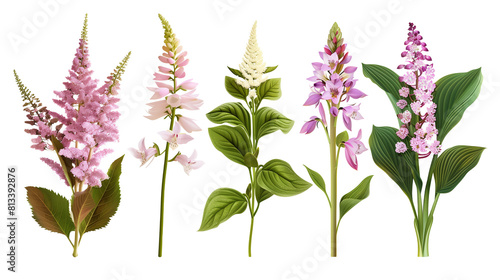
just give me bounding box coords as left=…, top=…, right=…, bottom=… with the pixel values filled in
left=329, top=113, right=338, bottom=257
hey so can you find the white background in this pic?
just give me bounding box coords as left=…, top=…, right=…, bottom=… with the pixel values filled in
left=1, top=0, right=498, bottom=279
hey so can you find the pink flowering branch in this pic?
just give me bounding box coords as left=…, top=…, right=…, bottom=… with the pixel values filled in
left=301, top=22, right=372, bottom=257
left=130, top=14, right=203, bottom=257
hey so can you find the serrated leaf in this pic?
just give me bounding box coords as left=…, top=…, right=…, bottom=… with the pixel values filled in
left=244, top=152, right=258, bottom=167
left=199, top=188, right=247, bottom=231
left=257, top=78, right=281, bottom=103
left=206, top=102, right=251, bottom=134
left=79, top=155, right=123, bottom=234
left=369, top=126, right=413, bottom=199
left=257, top=159, right=312, bottom=197
left=434, top=145, right=485, bottom=194
left=339, top=175, right=372, bottom=222
left=71, top=187, right=95, bottom=228
left=26, top=186, right=74, bottom=237
left=264, top=65, right=278, bottom=73
left=208, top=125, right=251, bottom=166
left=433, top=68, right=482, bottom=142
left=336, top=131, right=349, bottom=147
left=225, top=76, right=248, bottom=100
left=255, top=107, right=293, bottom=140
left=304, top=165, right=326, bottom=194
left=227, top=66, right=244, bottom=78
left=50, top=135, right=75, bottom=188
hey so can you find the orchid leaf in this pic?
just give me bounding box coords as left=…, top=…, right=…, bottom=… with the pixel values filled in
left=199, top=188, right=248, bottom=231
left=433, top=68, right=482, bottom=142
left=369, top=126, right=413, bottom=199
left=434, top=145, right=485, bottom=194
left=225, top=76, right=248, bottom=100
left=255, top=107, right=294, bottom=140
left=26, top=186, right=74, bottom=237
left=208, top=125, right=251, bottom=166
left=256, top=78, right=281, bottom=104
left=227, top=66, right=244, bottom=79
left=257, top=159, right=312, bottom=197
left=207, top=102, right=251, bottom=134
left=339, top=175, right=372, bottom=222
left=79, top=155, right=123, bottom=235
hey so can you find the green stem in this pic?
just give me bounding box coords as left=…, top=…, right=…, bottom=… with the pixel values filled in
left=422, top=156, right=437, bottom=225
left=73, top=226, right=79, bottom=257
left=158, top=108, right=176, bottom=257
left=329, top=113, right=338, bottom=257
left=248, top=215, right=254, bottom=257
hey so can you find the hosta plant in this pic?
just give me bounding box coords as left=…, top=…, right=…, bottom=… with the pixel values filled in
left=14, top=15, right=130, bottom=257
left=363, top=22, right=484, bottom=256
left=199, top=22, right=311, bottom=257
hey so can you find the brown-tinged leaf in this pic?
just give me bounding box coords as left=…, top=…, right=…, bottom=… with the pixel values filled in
left=71, top=187, right=95, bottom=227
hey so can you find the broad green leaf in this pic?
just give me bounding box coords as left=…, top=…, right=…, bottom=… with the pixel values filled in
left=257, top=78, right=281, bottom=103
left=257, top=159, right=312, bottom=197
left=304, top=165, right=326, bottom=194
left=255, top=183, right=273, bottom=203
left=79, top=155, right=123, bottom=234
left=199, top=188, right=247, bottom=231
left=336, top=131, right=349, bottom=147
left=26, top=186, right=74, bottom=237
left=339, top=175, right=372, bottom=222
left=433, top=68, right=482, bottom=142
left=206, top=102, right=251, bottom=134
left=434, top=145, right=485, bottom=194
left=369, top=126, right=413, bottom=199
left=208, top=125, right=251, bottom=166
left=227, top=66, right=244, bottom=79
left=255, top=107, right=294, bottom=140
left=71, top=187, right=95, bottom=227
left=225, top=76, right=248, bottom=100
left=264, top=65, right=278, bottom=73
left=244, top=152, right=258, bottom=168
left=50, top=135, right=75, bottom=188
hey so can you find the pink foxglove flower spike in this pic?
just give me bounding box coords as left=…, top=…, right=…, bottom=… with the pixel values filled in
left=364, top=22, right=485, bottom=257
left=133, top=14, right=203, bottom=257
left=301, top=22, right=373, bottom=257
left=15, top=14, right=130, bottom=257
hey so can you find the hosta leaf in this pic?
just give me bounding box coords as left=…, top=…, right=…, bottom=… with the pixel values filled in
left=369, top=126, right=413, bottom=199
left=208, top=125, right=251, bottom=166
left=26, top=186, right=74, bottom=237
left=206, top=102, right=251, bottom=134
left=434, top=145, right=485, bottom=194
left=255, top=107, right=294, bottom=140
left=257, top=159, right=312, bottom=197
left=433, top=68, right=482, bottom=142
left=339, top=175, right=372, bottom=222
left=199, top=188, right=247, bottom=231
left=225, top=76, right=248, bottom=100
left=79, top=155, right=123, bottom=234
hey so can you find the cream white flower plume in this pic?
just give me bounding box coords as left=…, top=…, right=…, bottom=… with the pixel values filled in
left=236, top=21, right=267, bottom=89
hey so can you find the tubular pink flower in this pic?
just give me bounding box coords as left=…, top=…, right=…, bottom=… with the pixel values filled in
left=344, top=130, right=368, bottom=170
left=175, top=150, right=204, bottom=175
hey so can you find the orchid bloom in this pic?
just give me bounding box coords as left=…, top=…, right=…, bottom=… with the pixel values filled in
left=178, top=115, right=201, bottom=133
left=175, top=150, right=204, bottom=175
left=130, top=138, right=157, bottom=167
left=158, top=122, right=193, bottom=150
left=344, top=130, right=368, bottom=170
left=342, top=104, right=363, bottom=131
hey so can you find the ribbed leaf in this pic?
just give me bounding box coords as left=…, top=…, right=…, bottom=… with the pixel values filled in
left=208, top=125, right=251, bottom=166
left=79, top=155, right=123, bottom=234
left=26, top=186, right=74, bottom=237
left=433, top=68, right=482, bottom=142
left=339, top=175, right=372, bottom=222
left=434, top=145, right=485, bottom=194
left=225, top=76, right=248, bottom=100
left=227, top=66, right=245, bottom=79
left=199, top=188, right=247, bottom=231
left=257, top=78, right=281, bottom=103
left=257, top=159, right=312, bottom=197
left=369, top=126, right=413, bottom=199
left=255, top=183, right=273, bottom=203
left=206, top=102, right=251, bottom=134
left=71, top=187, right=95, bottom=227
left=255, top=107, right=294, bottom=140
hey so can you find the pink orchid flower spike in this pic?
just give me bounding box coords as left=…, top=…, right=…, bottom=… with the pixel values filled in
left=158, top=122, right=194, bottom=150
left=175, top=150, right=204, bottom=175
left=344, top=130, right=368, bottom=170
left=130, top=138, right=157, bottom=167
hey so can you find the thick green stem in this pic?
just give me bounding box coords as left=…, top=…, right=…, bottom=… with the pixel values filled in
left=329, top=113, right=338, bottom=257
left=158, top=108, right=176, bottom=257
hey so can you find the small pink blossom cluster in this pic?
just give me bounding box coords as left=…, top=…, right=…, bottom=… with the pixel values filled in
left=133, top=17, right=203, bottom=174
left=394, top=23, right=441, bottom=157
